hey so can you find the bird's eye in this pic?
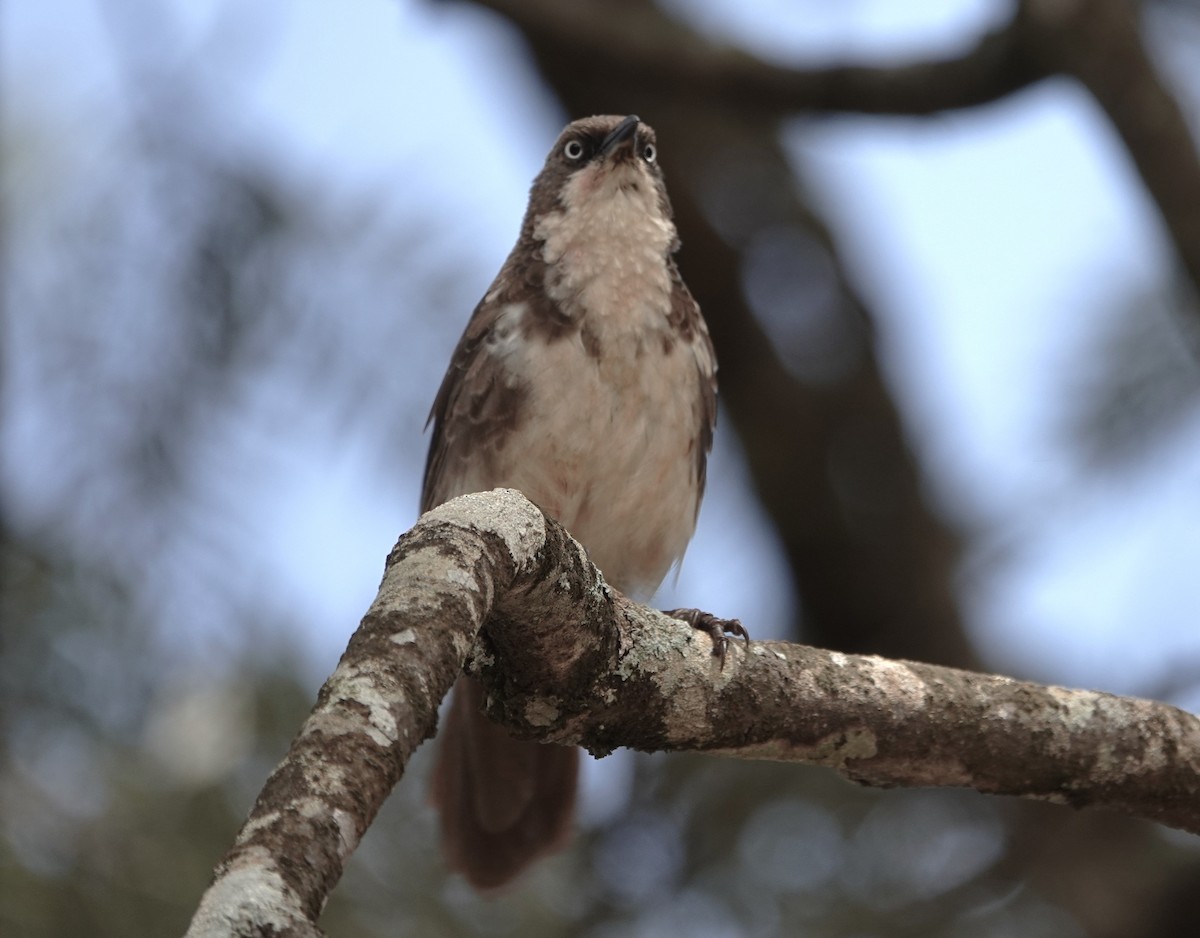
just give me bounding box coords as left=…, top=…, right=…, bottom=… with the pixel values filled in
left=563, top=139, right=586, bottom=160
left=642, top=143, right=657, bottom=163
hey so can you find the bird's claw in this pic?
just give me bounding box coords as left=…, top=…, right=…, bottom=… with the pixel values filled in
left=665, top=607, right=749, bottom=668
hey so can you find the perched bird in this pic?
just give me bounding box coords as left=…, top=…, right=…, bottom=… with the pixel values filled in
left=424, top=114, right=719, bottom=890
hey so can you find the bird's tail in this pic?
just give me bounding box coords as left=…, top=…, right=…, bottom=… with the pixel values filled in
left=430, top=677, right=578, bottom=890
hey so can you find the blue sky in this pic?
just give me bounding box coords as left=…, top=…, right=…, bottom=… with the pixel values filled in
left=6, top=0, right=1200, bottom=711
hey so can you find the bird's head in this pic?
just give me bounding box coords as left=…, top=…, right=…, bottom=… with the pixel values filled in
left=524, top=114, right=676, bottom=253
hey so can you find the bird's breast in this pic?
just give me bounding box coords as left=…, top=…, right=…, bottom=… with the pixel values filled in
left=484, top=297, right=703, bottom=598
left=460, top=178, right=703, bottom=596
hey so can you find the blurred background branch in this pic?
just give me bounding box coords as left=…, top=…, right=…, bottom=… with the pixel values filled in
left=449, top=0, right=1051, bottom=115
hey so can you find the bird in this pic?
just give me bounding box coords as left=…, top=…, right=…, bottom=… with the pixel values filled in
left=423, top=114, right=720, bottom=890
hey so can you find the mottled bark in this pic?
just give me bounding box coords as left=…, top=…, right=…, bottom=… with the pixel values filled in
left=187, top=492, right=1200, bottom=936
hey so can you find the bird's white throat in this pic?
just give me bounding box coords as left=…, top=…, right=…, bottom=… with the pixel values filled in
left=534, top=164, right=676, bottom=333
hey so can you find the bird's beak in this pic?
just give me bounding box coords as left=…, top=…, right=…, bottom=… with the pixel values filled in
left=598, top=115, right=641, bottom=158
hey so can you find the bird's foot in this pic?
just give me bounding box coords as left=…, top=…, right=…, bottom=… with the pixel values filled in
left=665, top=608, right=749, bottom=668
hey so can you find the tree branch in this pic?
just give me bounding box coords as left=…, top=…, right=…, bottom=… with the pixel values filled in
left=1019, top=0, right=1200, bottom=310
left=464, top=0, right=1051, bottom=116
left=187, top=490, right=1200, bottom=935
